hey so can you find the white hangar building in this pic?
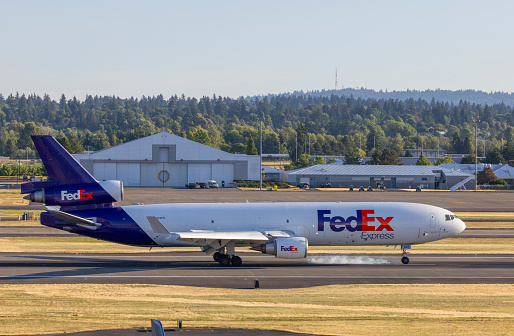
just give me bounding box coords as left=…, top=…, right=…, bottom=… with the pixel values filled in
left=74, top=132, right=261, bottom=187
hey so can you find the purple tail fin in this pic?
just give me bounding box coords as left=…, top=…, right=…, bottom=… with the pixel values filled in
left=32, top=135, right=96, bottom=184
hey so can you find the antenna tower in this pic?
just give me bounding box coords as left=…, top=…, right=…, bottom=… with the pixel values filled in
left=335, top=66, right=338, bottom=91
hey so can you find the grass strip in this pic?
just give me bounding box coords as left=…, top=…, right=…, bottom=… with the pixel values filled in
left=0, top=284, right=511, bottom=336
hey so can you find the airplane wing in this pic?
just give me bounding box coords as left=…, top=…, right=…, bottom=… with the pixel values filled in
left=146, top=216, right=292, bottom=254
left=46, top=207, right=101, bottom=230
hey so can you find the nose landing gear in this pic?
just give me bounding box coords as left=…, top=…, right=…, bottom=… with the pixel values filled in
left=401, top=245, right=411, bottom=264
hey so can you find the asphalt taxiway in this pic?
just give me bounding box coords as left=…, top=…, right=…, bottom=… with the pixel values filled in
left=1, top=252, right=512, bottom=288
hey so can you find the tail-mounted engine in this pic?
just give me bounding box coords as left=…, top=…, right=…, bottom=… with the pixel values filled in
left=24, top=180, right=123, bottom=206
left=257, top=237, right=308, bottom=259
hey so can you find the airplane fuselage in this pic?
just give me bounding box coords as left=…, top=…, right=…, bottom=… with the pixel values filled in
left=41, top=201, right=465, bottom=247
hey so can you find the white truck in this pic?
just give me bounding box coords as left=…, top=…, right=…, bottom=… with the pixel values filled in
left=207, top=180, right=219, bottom=188
left=299, top=177, right=310, bottom=189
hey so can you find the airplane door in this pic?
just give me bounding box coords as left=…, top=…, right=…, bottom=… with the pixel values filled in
left=255, top=214, right=263, bottom=230
left=429, top=213, right=437, bottom=228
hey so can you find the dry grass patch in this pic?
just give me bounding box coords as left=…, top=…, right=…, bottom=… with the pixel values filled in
left=465, top=222, right=514, bottom=229
left=0, top=284, right=511, bottom=335
left=455, top=212, right=514, bottom=218
left=0, top=190, right=29, bottom=206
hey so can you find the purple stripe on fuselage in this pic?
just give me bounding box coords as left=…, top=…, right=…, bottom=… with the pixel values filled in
left=41, top=207, right=156, bottom=246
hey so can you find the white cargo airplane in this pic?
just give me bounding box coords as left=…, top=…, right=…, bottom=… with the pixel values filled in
left=22, top=136, right=466, bottom=266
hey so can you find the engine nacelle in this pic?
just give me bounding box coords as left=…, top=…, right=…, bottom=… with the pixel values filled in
left=260, top=237, right=308, bottom=259
left=26, top=180, right=123, bottom=206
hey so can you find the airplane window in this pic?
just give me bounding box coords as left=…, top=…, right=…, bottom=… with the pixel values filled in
left=445, top=214, right=451, bottom=221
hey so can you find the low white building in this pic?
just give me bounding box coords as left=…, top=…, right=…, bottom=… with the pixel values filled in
left=74, top=132, right=260, bottom=187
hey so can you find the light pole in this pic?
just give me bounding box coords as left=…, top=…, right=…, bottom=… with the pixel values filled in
left=260, top=116, right=263, bottom=191
left=475, top=120, right=478, bottom=191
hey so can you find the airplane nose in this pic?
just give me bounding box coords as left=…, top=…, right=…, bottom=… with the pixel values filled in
left=455, top=219, right=466, bottom=235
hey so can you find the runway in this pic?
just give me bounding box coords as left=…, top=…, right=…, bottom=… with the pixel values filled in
left=0, top=253, right=512, bottom=288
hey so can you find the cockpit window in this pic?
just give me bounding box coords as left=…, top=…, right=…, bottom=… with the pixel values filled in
left=445, top=214, right=458, bottom=221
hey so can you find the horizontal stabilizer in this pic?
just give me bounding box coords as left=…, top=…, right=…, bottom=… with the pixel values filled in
left=46, top=208, right=101, bottom=230
left=147, top=216, right=171, bottom=234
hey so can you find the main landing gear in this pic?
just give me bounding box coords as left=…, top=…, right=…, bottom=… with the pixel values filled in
left=401, top=245, right=411, bottom=264
left=213, top=252, right=243, bottom=267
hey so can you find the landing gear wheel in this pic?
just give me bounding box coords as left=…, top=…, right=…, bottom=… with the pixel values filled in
left=213, top=252, right=220, bottom=262
left=401, top=256, right=410, bottom=264
left=218, top=255, right=231, bottom=266
left=230, top=256, right=242, bottom=267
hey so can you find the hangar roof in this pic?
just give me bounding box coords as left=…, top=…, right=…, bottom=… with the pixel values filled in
left=288, top=164, right=470, bottom=177
left=83, top=132, right=256, bottom=162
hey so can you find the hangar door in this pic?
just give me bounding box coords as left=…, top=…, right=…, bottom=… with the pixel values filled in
left=188, top=164, right=212, bottom=183
left=93, top=163, right=117, bottom=181
left=140, top=162, right=163, bottom=187
left=163, top=163, right=187, bottom=187
left=116, top=163, right=141, bottom=187
left=212, top=164, right=234, bottom=185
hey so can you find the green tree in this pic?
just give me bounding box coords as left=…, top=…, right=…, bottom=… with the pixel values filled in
left=187, top=129, right=212, bottom=147
left=57, top=136, right=72, bottom=152
left=416, top=154, right=432, bottom=165
left=245, top=137, right=258, bottom=155
left=460, top=154, right=476, bottom=164
left=434, top=156, right=456, bottom=165
left=297, top=154, right=311, bottom=168
left=502, top=142, right=514, bottom=161
left=368, top=148, right=401, bottom=165
left=485, top=150, right=505, bottom=164
left=313, top=156, right=325, bottom=165
left=231, top=143, right=246, bottom=154
left=344, top=149, right=361, bottom=164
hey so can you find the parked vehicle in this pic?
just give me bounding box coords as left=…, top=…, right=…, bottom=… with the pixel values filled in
left=198, top=182, right=209, bottom=189
left=319, top=182, right=332, bottom=188
left=186, top=182, right=200, bottom=189
left=207, top=180, right=219, bottom=188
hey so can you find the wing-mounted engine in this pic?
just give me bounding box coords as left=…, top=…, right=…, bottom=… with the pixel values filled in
left=256, top=237, right=308, bottom=259
left=24, top=180, right=123, bottom=206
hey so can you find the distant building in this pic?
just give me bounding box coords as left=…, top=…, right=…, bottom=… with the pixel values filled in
left=404, top=149, right=446, bottom=159
left=287, top=164, right=472, bottom=190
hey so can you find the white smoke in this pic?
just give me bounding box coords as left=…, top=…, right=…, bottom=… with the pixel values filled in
left=307, top=254, right=401, bottom=265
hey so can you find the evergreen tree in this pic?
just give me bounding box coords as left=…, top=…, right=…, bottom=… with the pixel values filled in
left=485, top=150, right=505, bottom=164
left=246, top=137, right=258, bottom=155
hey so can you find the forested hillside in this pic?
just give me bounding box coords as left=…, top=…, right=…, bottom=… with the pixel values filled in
left=1, top=92, right=514, bottom=164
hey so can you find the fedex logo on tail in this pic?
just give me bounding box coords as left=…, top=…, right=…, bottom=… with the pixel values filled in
left=61, top=190, right=93, bottom=201
left=281, top=246, right=298, bottom=252
left=317, top=210, right=393, bottom=232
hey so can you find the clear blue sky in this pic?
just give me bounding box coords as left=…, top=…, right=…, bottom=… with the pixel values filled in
left=1, top=0, right=513, bottom=100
